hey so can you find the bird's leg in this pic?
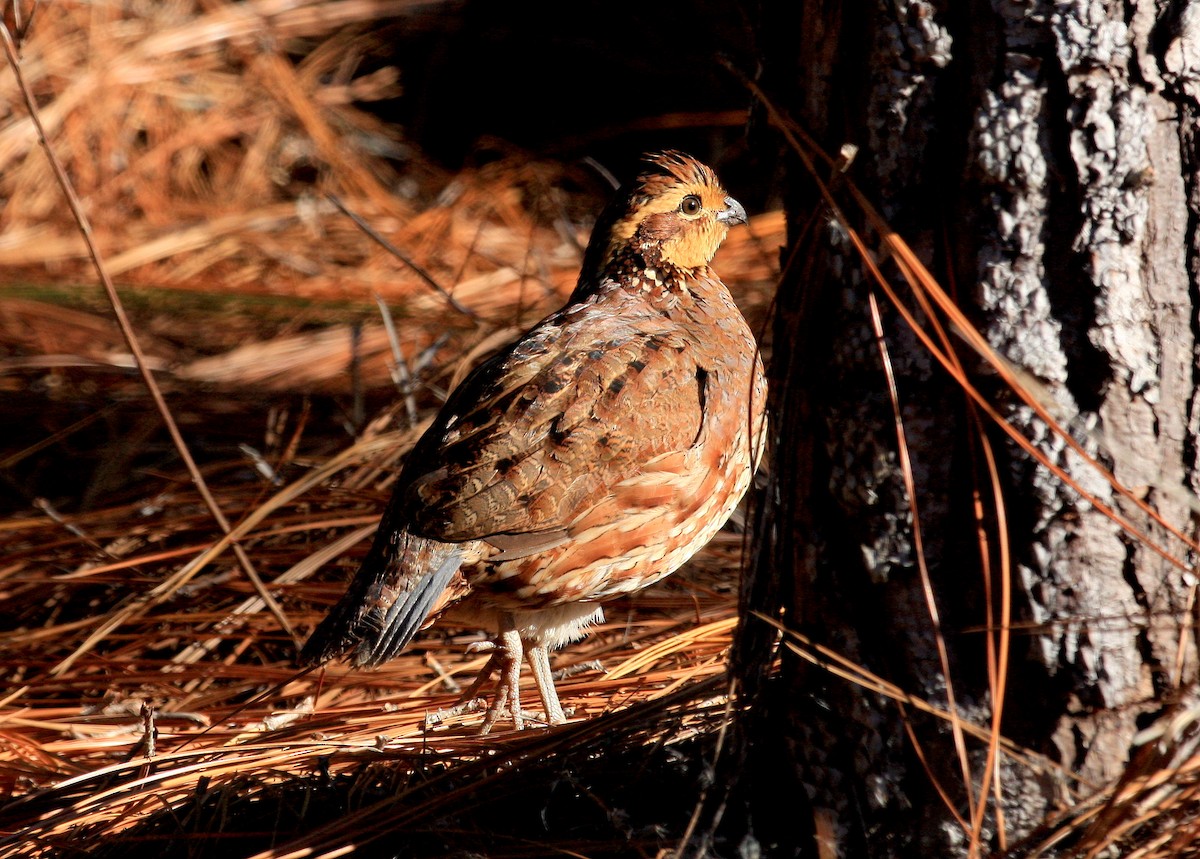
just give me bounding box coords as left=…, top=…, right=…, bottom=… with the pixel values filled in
left=426, top=628, right=547, bottom=731
left=524, top=640, right=566, bottom=725
left=480, top=621, right=524, bottom=734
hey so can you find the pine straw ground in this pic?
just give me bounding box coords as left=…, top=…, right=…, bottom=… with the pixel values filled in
left=9, top=3, right=1200, bottom=858
left=0, top=2, right=781, bottom=856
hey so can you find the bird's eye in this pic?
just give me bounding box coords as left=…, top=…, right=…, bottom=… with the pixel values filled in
left=679, top=195, right=702, bottom=216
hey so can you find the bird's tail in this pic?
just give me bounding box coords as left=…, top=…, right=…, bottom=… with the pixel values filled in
left=299, top=528, right=463, bottom=668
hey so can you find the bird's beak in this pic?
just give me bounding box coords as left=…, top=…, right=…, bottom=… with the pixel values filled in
left=716, top=196, right=748, bottom=226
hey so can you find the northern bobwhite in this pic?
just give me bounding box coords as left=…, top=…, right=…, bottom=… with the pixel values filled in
left=301, top=151, right=767, bottom=731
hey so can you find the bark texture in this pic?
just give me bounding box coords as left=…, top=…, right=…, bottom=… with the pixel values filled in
left=728, top=1, right=1200, bottom=855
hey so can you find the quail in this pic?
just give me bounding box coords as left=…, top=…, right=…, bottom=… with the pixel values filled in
left=301, top=151, right=767, bottom=731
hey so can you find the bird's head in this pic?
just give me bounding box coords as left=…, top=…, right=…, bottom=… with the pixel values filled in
left=581, top=151, right=747, bottom=287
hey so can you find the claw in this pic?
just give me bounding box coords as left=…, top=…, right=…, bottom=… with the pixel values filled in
left=479, top=627, right=524, bottom=734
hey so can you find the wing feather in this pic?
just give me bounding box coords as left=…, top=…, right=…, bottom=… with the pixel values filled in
left=398, top=291, right=706, bottom=544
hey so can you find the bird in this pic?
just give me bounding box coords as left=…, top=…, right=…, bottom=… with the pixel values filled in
left=300, top=150, right=767, bottom=732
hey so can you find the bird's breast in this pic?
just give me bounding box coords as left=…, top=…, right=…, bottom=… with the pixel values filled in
left=457, top=277, right=766, bottom=612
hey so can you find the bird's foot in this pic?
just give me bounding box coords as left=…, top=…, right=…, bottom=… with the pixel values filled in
left=432, top=626, right=573, bottom=733
left=480, top=628, right=525, bottom=734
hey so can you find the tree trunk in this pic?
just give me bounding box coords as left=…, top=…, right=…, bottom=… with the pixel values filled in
left=723, top=2, right=1200, bottom=855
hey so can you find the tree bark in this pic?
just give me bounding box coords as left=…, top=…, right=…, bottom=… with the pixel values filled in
left=725, top=2, right=1200, bottom=855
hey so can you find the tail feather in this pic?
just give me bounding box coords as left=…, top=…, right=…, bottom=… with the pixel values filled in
left=299, top=529, right=463, bottom=668
left=354, top=544, right=463, bottom=666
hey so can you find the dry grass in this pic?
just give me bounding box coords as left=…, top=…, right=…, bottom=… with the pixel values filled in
left=0, top=382, right=755, bottom=855
left=0, top=3, right=781, bottom=856
left=0, top=0, right=775, bottom=396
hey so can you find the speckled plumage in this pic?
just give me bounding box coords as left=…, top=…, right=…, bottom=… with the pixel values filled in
left=301, top=151, right=767, bottom=730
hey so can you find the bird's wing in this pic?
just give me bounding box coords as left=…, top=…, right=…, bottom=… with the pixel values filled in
left=399, top=294, right=707, bottom=547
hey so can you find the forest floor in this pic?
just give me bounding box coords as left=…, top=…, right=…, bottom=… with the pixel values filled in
left=0, top=4, right=783, bottom=855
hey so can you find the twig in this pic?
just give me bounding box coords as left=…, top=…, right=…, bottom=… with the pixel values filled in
left=0, top=21, right=296, bottom=659
left=5, top=0, right=36, bottom=46
left=238, top=444, right=283, bottom=486
left=32, top=497, right=112, bottom=557
left=326, top=192, right=479, bottom=320
left=581, top=155, right=620, bottom=191
left=868, top=288, right=979, bottom=835
left=374, top=292, right=419, bottom=426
